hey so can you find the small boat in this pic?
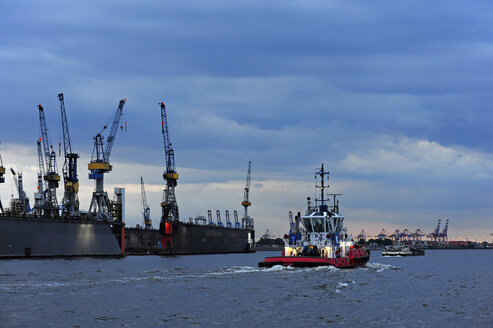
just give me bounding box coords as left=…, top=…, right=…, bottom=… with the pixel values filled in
left=382, top=244, right=425, bottom=256
left=258, top=164, right=370, bottom=269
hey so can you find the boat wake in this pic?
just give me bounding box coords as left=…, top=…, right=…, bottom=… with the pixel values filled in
left=207, top=264, right=341, bottom=276
left=365, top=263, right=400, bottom=272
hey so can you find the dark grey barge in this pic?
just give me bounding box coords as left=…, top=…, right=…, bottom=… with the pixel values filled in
left=125, top=221, right=255, bottom=255
left=0, top=215, right=123, bottom=258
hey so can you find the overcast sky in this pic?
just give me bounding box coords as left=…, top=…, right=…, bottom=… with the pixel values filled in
left=1, top=1, right=493, bottom=241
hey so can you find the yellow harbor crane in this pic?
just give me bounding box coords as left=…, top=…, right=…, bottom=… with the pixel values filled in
left=87, top=99, right=126, bottom=221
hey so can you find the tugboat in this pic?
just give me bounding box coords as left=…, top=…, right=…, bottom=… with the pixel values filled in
left=259, top=164, right=370, bottom=268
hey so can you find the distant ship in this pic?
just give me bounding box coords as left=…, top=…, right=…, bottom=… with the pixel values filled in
left=382, top=244, right=425, bottom=256
left=259, top=164, right=370, bottom=268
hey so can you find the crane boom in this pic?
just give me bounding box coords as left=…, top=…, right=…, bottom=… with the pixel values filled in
left=160, top=102, right=175, bottom=173
left=38, top=105, right=51, bottom=168
left=59, top=94, right=72, bottom=156
left=104, top=99, right=126, bottom=162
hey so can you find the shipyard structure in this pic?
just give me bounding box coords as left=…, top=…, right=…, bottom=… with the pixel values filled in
left=0, top=95, right=254, bottom=258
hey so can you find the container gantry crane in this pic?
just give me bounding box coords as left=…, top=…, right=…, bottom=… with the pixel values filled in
left=241, top=161, right=254, bottom=230
left=88, top=98, right=126, bottom=221
left=216, top=210, right=223, bottom=227
left=439, top=219, right=449, bottom=243
left=140, top=177, right=152, bottom=229
left=58, top=93, right=80, bottom=218
left=159, top=101, right=179, bottom=225
left=233, top=210, right=241, bottom=228
left=430, top=219, right=441, bottom=242
left=38, top=104, right=60, bottom=217
left=208, top=209, right=214, bottom=226
left=225, top=210, right=232, bottom=228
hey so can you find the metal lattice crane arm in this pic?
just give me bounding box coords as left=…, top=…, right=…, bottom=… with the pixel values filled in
left=58, top=94, right=72, bottom=156
left=104, top=99, right=126, bottom=163
left=241, top=161, right=252, bottom=209
left=160, top=102, right=175, bottom=173
left=38, top=105, right=51, bottom=168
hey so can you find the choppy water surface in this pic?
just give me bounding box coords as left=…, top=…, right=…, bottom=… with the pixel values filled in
left=1, top=250, right=492, bottom=327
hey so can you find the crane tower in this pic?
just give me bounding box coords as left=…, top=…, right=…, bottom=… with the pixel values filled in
left=38, top=104, right=60, bottom=217
left=58, top=93, right=80, bottom=218
left=159, top=101, right=179, bottom=224
left=88, top=99, right=126, bottom=221
left=241, top=161, right=254, bottom=230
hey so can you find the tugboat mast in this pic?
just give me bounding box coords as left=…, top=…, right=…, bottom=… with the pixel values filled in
left=314, top=163, right=341, bottom=213
left=315, top=164, right=330, bottom=211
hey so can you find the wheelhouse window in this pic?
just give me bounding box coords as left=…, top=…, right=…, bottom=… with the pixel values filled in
left=303, top=218, right=313, bottom=232
left=312, top=218, right=324, bottom=232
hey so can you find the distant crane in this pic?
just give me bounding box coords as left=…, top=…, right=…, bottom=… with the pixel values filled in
left=88, top=98, right=126, bottom=221
left=208, top=210, right=214, bottom=226
left=140, top=177, right=152, bottom=229
left=10, top=168, right=30, bottom=214
left=58, top=93, right=80, bottom=218
left=159, top=101, right=179, bottom=227
left=357, top=229, right=369, bottom=241
left=412, top=229, right=426, bottom=242
left=439, top=219, right=449, bottom=243
left=33, top=140, right=46, bottom=214
left=225, top=210, right=232, bottom=228
left=261, top=229, right=272, bottom=239
left=38, top=104, right=60, bottom=217
left=430, top=219, right=441, bottom=242
left=0, top=150, right=5, bottom=213
left=402, top=228, right=411, bottom=241
left=241, top=161, right=254, bottom=230
left=216, top=210, right=224, bottom=227
left=378, top=228, right=388, bottom=239
left=233, top=210, right=241, bottom=228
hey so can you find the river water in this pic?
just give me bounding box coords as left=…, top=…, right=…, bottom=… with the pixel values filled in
left=0, top=249, right=492, bottom=327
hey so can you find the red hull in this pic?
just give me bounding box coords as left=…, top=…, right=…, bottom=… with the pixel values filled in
left=258, top=248, right=370, bottom=269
